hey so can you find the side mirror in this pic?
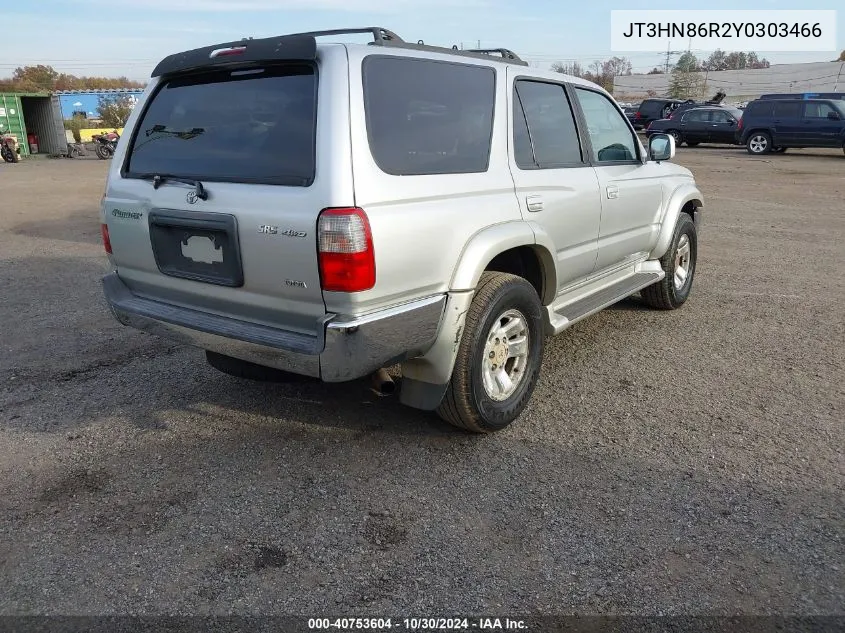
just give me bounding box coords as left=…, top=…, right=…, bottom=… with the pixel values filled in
left=649, top=133, right=675, bottom=162
left=827, top=111, right=841, bottom=120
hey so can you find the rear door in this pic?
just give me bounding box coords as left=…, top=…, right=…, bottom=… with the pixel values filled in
left=770, top=101, right=802, bottom=146
left=105, top=52, right=348, bottom=337
left=708, top=109, right=739, bottom=143
left=506, top=71, right=602, bottom=287
left=679, top=109, right=709, bottom=143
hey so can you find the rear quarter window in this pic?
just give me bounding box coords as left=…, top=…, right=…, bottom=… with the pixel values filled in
left=362, top=56, right=496, bottom=175
left=125, top=64, right=317, bottom=186
left=744, top=101, right=773, bottom=118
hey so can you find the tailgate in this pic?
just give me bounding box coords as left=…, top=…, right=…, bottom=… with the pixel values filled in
left=104, top=59, right=341, bottom=338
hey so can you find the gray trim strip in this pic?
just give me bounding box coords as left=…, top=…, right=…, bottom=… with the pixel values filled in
left=102, top=272, right=322, bottom=355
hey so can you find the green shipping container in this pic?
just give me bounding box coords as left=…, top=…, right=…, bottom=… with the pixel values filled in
left=0, top=93, right=29, bottom=157
left=0, top=92, right=68, bottom=157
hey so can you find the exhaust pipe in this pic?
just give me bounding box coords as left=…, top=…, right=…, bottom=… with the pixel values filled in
left=370, top=368, right=396, bottom=396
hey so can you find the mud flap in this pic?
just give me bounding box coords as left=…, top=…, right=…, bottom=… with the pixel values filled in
left=399, top=290, right=474, bottom=410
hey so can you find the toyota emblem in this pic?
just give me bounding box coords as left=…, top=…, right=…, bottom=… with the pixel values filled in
left=186, top=191, right=198, bottom=204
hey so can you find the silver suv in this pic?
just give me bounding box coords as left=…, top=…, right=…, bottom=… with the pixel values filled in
left=100, top=27, right=703, bottom=433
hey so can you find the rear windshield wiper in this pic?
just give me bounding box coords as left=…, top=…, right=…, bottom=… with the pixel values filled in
left=139, top=173, right=208, bottom=200
left=145, top=125, right=205, bottom=139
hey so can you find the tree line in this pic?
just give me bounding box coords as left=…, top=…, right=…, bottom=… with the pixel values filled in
left=0, top=64, right=145, bottom=93
left=552, top=50, right=777, bottom=94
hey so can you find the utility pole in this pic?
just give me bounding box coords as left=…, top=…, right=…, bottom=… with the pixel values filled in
left=834, top=61, right=844, bottom=93
left=663, top=41, right=680, bottom=74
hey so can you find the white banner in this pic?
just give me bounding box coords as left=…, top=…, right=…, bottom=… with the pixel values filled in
left=611, top=10, right=838, bottom=52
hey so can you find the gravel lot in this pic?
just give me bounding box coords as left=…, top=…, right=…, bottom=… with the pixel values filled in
left=0, top=147, right=842, bottom=618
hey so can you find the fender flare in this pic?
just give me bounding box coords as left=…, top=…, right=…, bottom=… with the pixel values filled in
left=399, top=221, right=557, bottom=408
left=449, top=220, right=558, bottom=305
left=650, top=184, right=704, bottom=260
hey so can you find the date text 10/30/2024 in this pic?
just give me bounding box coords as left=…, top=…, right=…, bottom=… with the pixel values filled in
left=308, top=618, right=528, bottom=630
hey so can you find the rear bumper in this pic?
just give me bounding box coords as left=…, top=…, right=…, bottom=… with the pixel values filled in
left=102, top=272, right=446, bottom=382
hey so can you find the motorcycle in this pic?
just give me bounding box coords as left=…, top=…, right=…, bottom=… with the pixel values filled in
left=1, top=131, right=19, bottom=163
left=93, top=131, right=120, bottom=160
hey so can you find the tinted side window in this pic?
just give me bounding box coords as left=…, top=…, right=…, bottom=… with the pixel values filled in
left=575, top=88, right=638, bottom=163
left=639, top=100, right=661, bottom=116
left=362, top=56, right=495, bottom=176
left=683, top=110, right=705, bottom=122
left=513, top=80, right=582, bottom=168
left=803, top=102, right=837, bottom=118
left=710, top=111, right=732, bottom=123
left=773, top=102, right=801, bottom=118
left=745, top=101, right=773, bottom=117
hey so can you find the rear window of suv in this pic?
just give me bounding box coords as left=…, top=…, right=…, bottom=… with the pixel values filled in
left=125, top=64, right=317, bottom=186
left=362, top=56, right=496, bottom=175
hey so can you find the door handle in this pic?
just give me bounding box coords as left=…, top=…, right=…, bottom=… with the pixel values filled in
left=606, top=185, right=619, bottom=199
left=526, top=195, right=544, bottom=212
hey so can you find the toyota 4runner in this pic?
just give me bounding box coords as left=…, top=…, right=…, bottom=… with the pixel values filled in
left=100, top=27, right=703, bottom=433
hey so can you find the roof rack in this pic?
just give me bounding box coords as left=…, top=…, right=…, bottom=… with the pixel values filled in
left=462, top=48, right=523, bottom=62
left=294, top=27, right=405, bottom=44
left=300, top=27, right=527, bottom=66
left=151, top=26, right=527, bottom=77
left=301, top=26, right=527, bottom=65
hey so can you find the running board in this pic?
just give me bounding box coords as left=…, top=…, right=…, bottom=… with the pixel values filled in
left=546, top=270, right=663, bottom=335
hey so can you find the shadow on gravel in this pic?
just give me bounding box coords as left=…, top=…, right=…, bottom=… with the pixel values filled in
left=10, top=207, right=101, bottom=245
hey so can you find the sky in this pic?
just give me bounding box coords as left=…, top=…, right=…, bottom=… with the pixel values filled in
left=1, top=0, right=842, bottom=81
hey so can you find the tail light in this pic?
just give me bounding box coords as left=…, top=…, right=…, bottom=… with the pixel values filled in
left=318, top=207, right=375, bottom=292
left=737, top=117, right=744, bottom=131
left=635, top=111, right=641, bottom=119
left=101, top=223, right=112, bottom=254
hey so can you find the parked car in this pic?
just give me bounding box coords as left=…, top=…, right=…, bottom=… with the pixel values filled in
left=759, top=92, right=845, bottom=101
left=99, top=27, right=703, bottom=433
left=646, top=105, right=744, bottom=146
left=737, top=97, right=845, bottom=155
left=631, top=98, right=685, bottom=129
left=666, top=91, right=729, bottom=120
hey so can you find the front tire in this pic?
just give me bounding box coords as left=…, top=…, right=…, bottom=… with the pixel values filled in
left=640, top=214, right=698, bottom=310
left=437, top=272, right=544, bottom=433
left=746, top=132, right=771, bottom=155
left=95, top=144, right=112, bottom=160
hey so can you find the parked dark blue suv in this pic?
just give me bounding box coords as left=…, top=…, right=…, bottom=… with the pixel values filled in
left=738, top=98, right=845, bottom=155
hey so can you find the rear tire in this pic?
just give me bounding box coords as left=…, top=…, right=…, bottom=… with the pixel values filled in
left=746, top=132, right=772, bottom=155
left=95, top=144, right=111, bottom=160
left=641, top=214, right=698, bottom=310
left=437, top=272, right=544, bottom=433
left=667, top=129, right=683, bottom=146
left=205, top=351, right=314, bottom=383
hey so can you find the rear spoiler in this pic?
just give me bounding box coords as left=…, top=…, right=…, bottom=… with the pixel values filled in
left=151, top=27, right=408, bottom=78
left=151, top=34, right=317, bottom=78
